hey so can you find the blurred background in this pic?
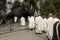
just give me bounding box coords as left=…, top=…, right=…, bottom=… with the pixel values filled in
left=0, top=0, right=60, bottom=20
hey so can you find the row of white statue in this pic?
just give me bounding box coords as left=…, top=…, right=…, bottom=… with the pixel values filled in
left=14, top=16, right=25, bottom=26
left=14, top=14, right=59, bottom=40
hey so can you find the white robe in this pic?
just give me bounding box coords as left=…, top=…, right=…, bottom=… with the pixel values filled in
left=36, top=16, right=43, bottom=33
left=47, top=17, right=55, bottom=40
left=14, top=16, right=18, bottom=23
left=21, top=17, right=25, bottom=26
left=29, top=16, right=34, bottom=29
left=35, top=17, right=39, bottom=28
left=54, top=18, right=59, bottom=23
left=43, top=18, right=47, bottom=32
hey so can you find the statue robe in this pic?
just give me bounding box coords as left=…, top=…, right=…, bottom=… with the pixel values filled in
left=43, top=18, right=47, bottom=32
left=35, top=17, right=39, bottom=29
left=21, top=17, right=25, bottom=26
left=47, top=17, right=54, bottom=40
left=36, top=16, right=43, bottom=33
left=29, top=16, right=34, bottom=29
left=14, top=16, right=18, bottom=23
left=54, top=18, right=59, bottom=23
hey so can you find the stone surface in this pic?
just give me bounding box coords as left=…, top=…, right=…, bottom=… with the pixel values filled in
left=0, top=23, right=48, bottom=40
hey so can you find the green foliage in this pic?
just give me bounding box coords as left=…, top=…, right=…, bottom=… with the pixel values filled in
left=23, top=0, right=38, bottom=15
left=42, top=0, right=60, bottom=17
left=0, top=0, right=60, bottom=17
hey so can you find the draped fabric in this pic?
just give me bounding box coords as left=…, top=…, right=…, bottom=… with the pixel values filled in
left=35, top=16, right=43, bottom=33
left=52, top=21, right=59, bottom=40
left=52, top=18, right=59, bottom=40
left=47, top=17, right=54, bottom=40
left=54, top=18, right=59, bottom=24
left=21, top=17, right=25, bottom=26
left=14, top=16, right=18, bottom=22
left=43, top=18, right=47, bottom=32
left=28, top=16, right=34, bottom=29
